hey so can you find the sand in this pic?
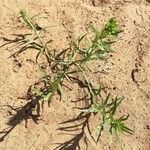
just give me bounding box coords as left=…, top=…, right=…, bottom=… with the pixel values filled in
left=0, top=0, right=150, bottom=149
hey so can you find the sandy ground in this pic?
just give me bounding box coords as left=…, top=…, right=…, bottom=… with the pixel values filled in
left=0, top=0, right=150, bottom=150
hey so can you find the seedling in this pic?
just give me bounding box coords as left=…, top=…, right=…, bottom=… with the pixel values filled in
left=83, top=93, right=133, bottom=149
left=0, top=10, right=133, bottom=150
left=17, top=9, right=53, bottom=62
left=77, top=18, right=121, bottom=62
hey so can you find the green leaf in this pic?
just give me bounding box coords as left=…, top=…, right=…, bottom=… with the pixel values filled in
left=19, top=9, right=36, bottom=31
left=101, top=18, right=120, bottom=38
left=109, top=117, right=133, bottom=135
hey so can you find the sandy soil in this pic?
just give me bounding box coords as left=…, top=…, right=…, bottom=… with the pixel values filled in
left=0, top=0, right=150, bottom=150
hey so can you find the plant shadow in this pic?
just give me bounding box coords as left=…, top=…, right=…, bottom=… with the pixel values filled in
left=53, top=76, right=96, bottom=150
left=0, top=86, right=41, bottom=142
left=0, top=33, right=42, bottom=61
left=54, top=112, right=91, bottom=150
